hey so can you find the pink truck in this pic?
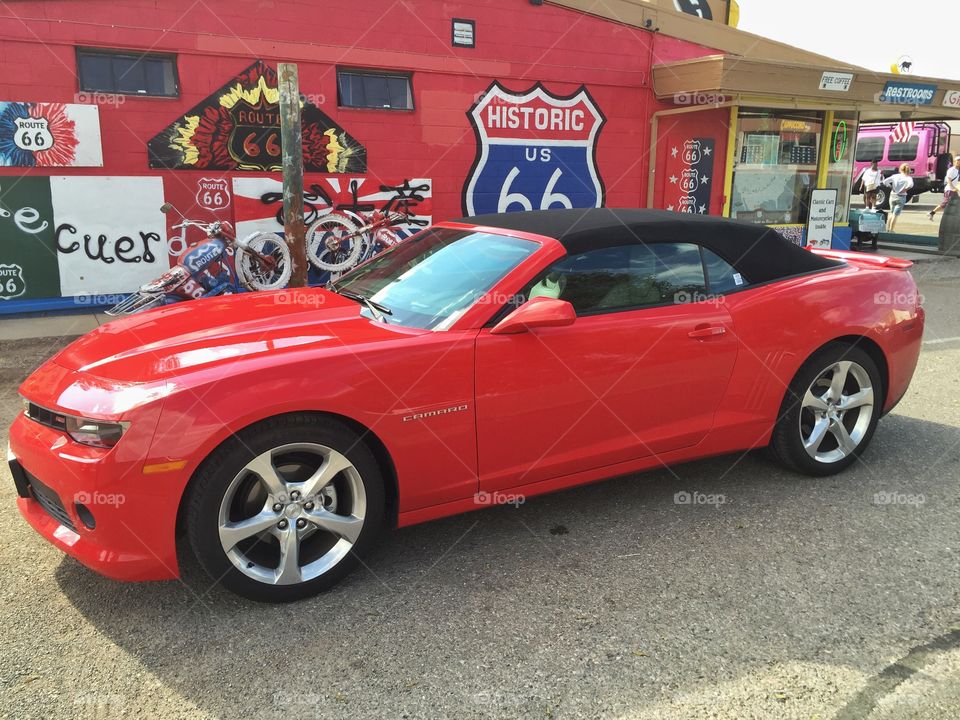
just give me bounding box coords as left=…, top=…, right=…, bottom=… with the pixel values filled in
left=852, top=122, right=953, bottom=208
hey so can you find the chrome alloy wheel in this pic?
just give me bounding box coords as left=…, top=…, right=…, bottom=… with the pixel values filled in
left=799, top=360, right=875, bottom=464
left=217, top=443, right=366, bottom=585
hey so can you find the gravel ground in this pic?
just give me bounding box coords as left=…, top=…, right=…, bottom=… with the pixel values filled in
left=2, top=258, right=960, bottom=719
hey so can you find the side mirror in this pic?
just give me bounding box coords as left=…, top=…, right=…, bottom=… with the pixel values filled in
left=490, top=297, right=576, bottom=335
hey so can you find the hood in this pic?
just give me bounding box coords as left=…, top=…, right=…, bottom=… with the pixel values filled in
left=54, top=289, right=424, bottom=383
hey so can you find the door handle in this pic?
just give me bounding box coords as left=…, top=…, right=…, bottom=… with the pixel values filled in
left=688, top=324, right=726, bottom=339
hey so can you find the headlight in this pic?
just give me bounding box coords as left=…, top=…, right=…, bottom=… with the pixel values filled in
left=22, top=397, right=128, bottom=449
left=64, top=416, right=129, bottom=448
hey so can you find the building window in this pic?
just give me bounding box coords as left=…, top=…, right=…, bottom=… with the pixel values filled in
left=77, top=49, right=178, bottom=97
left=731, top=109, right=823, bottom=225
left=337, top=69, right=413, bottom=110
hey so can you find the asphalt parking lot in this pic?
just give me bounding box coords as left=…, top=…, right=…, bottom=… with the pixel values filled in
left=2, top=257, right=960, bottom=719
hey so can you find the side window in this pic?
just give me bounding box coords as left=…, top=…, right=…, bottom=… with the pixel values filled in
left=524, top=242, right=706, bottom=315
left=702, top=248, right=748, bottom=294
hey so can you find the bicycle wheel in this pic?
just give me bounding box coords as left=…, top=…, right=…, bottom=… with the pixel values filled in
left=236, top=232, right=292, bottom=291
left=306, top=215, right=364, bottom=273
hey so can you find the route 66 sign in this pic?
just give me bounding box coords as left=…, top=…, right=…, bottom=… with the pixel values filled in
left=682, top=140, right=702, bottom=165
left=196, top=178, right=231, bottom=210
left=0, top=263, right=26, bottom=299
left=463, top=82, right=605, bottom=216
left=13, top=117, right=53, bottom=151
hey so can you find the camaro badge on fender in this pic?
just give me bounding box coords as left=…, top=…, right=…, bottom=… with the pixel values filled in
left=403, top=404, right=469, bottom=422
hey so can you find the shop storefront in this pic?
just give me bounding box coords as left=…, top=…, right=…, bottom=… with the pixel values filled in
left=2, top=0, right=960, bottom=313
left=652, top=53, right=960, bottom=248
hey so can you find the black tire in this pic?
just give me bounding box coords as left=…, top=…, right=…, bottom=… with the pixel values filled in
left=185, top=414, right=385, bottom=602
left=769, top=343, right=883, bottom=476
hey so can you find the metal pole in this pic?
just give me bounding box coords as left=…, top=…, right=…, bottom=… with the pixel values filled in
left=278, top=62, right=307, bottom=288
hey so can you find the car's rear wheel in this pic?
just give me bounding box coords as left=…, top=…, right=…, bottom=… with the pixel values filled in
left=770, top=343, right=882, bottom=476
left=186, top=414, right=384, bottom=602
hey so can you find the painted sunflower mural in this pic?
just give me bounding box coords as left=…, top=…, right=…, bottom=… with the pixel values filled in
left=148, top=61, right=366, bottom=173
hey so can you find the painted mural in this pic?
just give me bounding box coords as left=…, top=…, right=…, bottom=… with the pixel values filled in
left=147, top=61, right=367, bottom=173
left=663, top=137, right=715, bottom=214
left=463, top=81, right=605, bottom=216
left=0, top=102, right=102, bottom=167
left=0, top=176, right=166, bottom=300
left=233, top=175, right=431, bottom=281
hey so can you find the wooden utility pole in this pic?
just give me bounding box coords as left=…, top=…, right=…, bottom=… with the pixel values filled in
left=278, top=62, right=307, bottom=288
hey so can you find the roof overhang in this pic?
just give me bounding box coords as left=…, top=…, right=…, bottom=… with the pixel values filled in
left=653, top=55, right=960, bottom=121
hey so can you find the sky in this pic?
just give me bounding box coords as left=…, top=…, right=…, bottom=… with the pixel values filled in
left=736, top=0, right=960, bottom=81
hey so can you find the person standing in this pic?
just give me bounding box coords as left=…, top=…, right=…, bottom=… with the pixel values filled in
left=882, top=163, right=914, bottom=232
left=857, top=160, right=883, bottom=210
left=930, top=155, right=960, bottom=220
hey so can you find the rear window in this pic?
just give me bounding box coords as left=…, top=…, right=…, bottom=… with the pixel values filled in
left=855, top=137, right=885, bottom=162
left=888, top=136, right=919, bottom=162
left=703, top=248, right=747, bottom=294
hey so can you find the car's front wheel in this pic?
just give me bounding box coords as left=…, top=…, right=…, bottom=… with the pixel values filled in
left=770, top=343, right=882, bottom=476
left=186, top=415, right=384, bottom=602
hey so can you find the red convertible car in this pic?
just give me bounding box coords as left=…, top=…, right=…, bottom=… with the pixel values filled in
left=9, top=209, right=924, bottom=601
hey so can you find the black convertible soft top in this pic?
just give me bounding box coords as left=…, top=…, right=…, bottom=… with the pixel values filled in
left=456, top=208, right=842, bottom=284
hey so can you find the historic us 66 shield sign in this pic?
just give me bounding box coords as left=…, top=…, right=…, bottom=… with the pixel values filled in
left=463, top=82, right=606, bottom=216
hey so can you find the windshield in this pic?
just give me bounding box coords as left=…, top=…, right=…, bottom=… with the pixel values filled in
left=333, top=227, right=540, bottom=330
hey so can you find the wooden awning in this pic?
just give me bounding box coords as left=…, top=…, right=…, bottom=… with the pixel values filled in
left=653, top=55, right=960, bottom=121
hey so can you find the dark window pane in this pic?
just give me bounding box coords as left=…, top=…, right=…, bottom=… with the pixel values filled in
left=703, top=248, right=746, bottom=294
left=78, top=54, right=113, bottom=91
left=648, top=243, right=706, bottom=303
left=855, top=137, right=886, bottom=162
left=112, top=55, right=146, bottom=94
left=388, top=76, right=409, bottom=108
left=888, top=136, right=919, bottom=162
left=363, top=75, right=390, bottom=108
left=143, top=60, right=170, bottom=95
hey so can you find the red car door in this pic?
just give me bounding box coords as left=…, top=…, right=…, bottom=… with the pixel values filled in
left=474, top=242, right=739, bottom=492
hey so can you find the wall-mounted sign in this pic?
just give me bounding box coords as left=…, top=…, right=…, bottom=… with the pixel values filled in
left=147, top=60, right=366, bottom=173
left=0, top=102, right=102, bottom=167
left=806, top=188, right=837, bottom=249
left=452, top=19, right=475, bottom=48
left=463, top=81, right=605, bottom=216
left=664, top=137, right=715, bottom=214
left=819, top=72, right=853, bottom=92
left=943, top=90, right=960, bottom=109
left=879, top=81, right=937, bottom=106
left=0, top=176, right=166, bottom=301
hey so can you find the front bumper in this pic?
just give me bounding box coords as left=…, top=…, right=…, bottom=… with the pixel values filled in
left=8, top=410, right=180, bottom=582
